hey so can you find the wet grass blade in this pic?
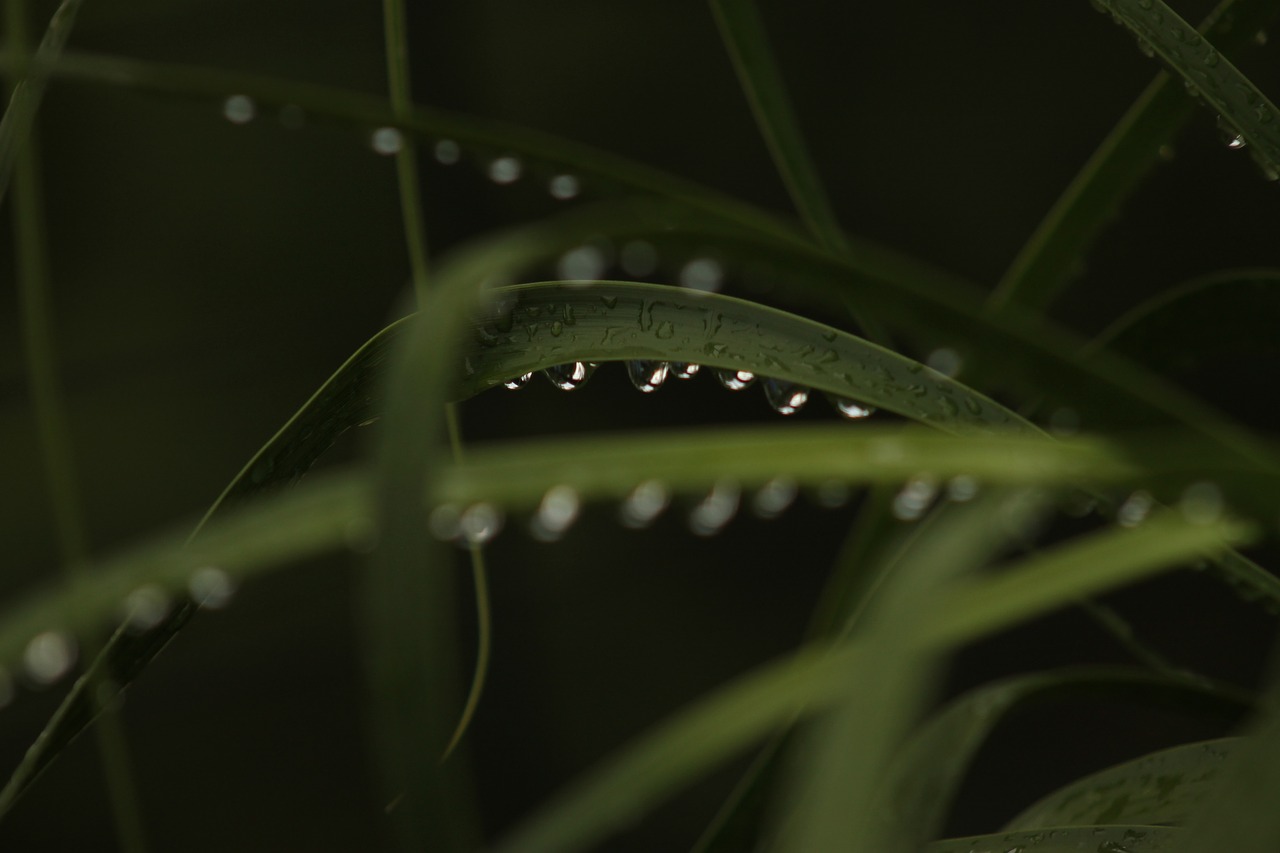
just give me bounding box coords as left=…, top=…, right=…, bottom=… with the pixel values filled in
left=931, top=825, right=1179, bottom=852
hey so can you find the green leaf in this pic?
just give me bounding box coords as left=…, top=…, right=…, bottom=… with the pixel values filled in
left=930, top=825, right=1180, bottom=852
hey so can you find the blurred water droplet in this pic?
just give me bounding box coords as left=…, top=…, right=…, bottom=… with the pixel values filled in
left=753, top=477, right=799, bottom=519
left=715, top=369, right=755, bottom=390
left=926, top=347, right=962, bottom=377
left=370, top=126, right=404, bottom=155
left=626, top=360, right=669, bottom=392
left=434, top=139, right=461, bottom=165
left=429, top=504, right=462, bottom=541
left=503, top=372, right=534, bottom=390
left=762, top=378, right=809, bottom=414
left=814, top=480, right=851, bottom=508
left=947, top=475, right=980, bottom=502
left=1180, top=481, right=1224, bottom=524
left=893, top=476, right=938, bottom=521
left=557, top=245, right=606, bottom=280
left=548, top=174, right=580, bottom=200
left=530, top=484, right=582, bottom=541
left=1117, top=490, right=1154, bottom=527
left=543, top=362, right=597, bottom=390
left=24, top=631, right=77, bottom=686
left=222, top=94, right=256, bottom=124
left=689, top=481, right=740, bottom=536
left=121, top=585, right=171, bottom=632
left=459, top=503, right=504, bottom=544
left=620, top=240, right=658, bottom=277
left=279, top=104, right=306, bottom=129
left=831, top=396, right=876, bottom=419
left=671, top=362, right=701, bottom=379
left=680, top=257, right=723, bottom=292
left=189, top=566, right=236, bottom=609
left=620, top=480, right=670, bottom=529
left=488, top=156, right=522, bottom=184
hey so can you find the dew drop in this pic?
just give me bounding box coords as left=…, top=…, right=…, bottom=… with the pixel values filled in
left=429, top=504, right=462, bottom=541
left=761, top=378, right=809, bottom=414
left=557, top=245, right=606, bottom=280
left=543, top=362, right=597, bottom=391
left=715, top=369, right=755, bottom=390
left=671, top=363, right=701, bottom=379
left=488, top=156, right=523, bottom=184
left=548, top=174, right=580, bottom=200
left=626, top=360, right=670, bottom=393
left=370, top=126, right=403, bottom=155
left=459, top=503, right=504, bottom=545
left=620, top=240, right=658, bottom=277
left=655, top=320, right=675, bottom=339
left=680, top=257, right=724, bottom=292
left=947, top=475, right=980, bottom=502
left=188, top=566, right=236, bottom=609
left=893, top=475, right=939, bottom=521
left=1227, top=133, right=1247, bottom=150
left=503, top=372, right=534, bottom=390
left=753, top=477, right=799, bottom=519
left=222, top=94, right=256, bottom=124
left=926, top=347, right=962, bottom=377
left=1180, top=481, right=1224, bottom=524
left=688, top=481, right=741, bottom=536
left=434, top=139, right=461, bottom=165
left=121, top=585, right=171, bottom=632
left=620, top=480, right=670, bottom=529
left=831, top=395, right=876, bottom=419
left=1117, top=490, right=1154, bottom=527
left=24, top=631, right=77, bottom=686
left=530, top=485, right=582, bottom=542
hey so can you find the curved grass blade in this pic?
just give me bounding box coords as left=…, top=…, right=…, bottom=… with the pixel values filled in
left=1096, top=0, right=1280, bottom=180
left=1004, top=737, right=1237, bottom=831
left=930, top=825, right=1179, bottom=852
left=988, top=0, right=1280, bottom=315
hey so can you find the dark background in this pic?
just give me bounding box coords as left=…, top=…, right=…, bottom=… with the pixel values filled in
left=2, top=0, right=1280, bottom=849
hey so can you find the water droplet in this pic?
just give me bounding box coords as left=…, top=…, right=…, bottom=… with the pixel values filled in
left=1227, top=133, right=1247, bottom=150
left=620, top=480, right=670, bottom=529
left=688, top=481, right=741, bottom=536
left=671, top=363, right=701, bottom=379
left=279, top=104, right=306, bottom=129
left=222, top=94, right=256, bottom=124
left=680, top=257, right=723, bottom=292
left=550, top=320, right=564, bottom=337
left=459, top=503, right=504, bottom=544
left=543, top=362, right=597, bottom=391
left=655, top=320, right=675, bottom=339
left=947, top=475, right=980, bottom=502
left=926, top=347, right=962, bottom=377
left=370, top=126, right=403, bottom=155
left=1049, top=406, right=1080, bottom=436
left=1256, top=29, right=1268, bottom=46
left=548, top=174, right=580, bottom=200
left=1117, top=490, right=1154, bottom=527
left=503, top=372, right=534, bottom=390
left=762, top=378, right=809, bottom=414
left=831, top=396, right=876, bottom=419
left=188, top=566, right=236, bottom=609
left=121, top=585, right=171, bottom=632
left=814, top=480, right=851, bottom=508
left=434, top=139, right=461, bottom=165
left=753, top=477, right=798, bottom=519
left=488, top=156, right=522, bottom=184
left=429, top=504, right=462, bottom=541
left=893, top=475, right=938, bottom=521
left=621, top=240, right=658, bottom=277
left=715, top=369, right=755, bottom=390
left=626, top=360, right=670, bottom=393
left=557, top=245, right=606, bottom=280
left=24, top=631, right=77, bottom=686
left=530, top=485, right=582, bottom=542
left=1180, top=481, right=1224, bottom=524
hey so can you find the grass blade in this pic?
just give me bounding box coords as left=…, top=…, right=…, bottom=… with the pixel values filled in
left=931, top=825, right=1179, bottom=852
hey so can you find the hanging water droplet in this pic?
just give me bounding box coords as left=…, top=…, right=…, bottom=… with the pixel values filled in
left=121, top=585, right=171, bottom=632
left=222, top=94, right=256, bottom=124
left=925, top=347, right=962, bottom=377
left=1117, top=490, right=1154, bottom=527
left=671, top=363, right=701, bottom=379
left=503, top=372, right=534, bottom=390
left=831, top=395, right=876, bottom=419
left=548, top=174, right=580, bottom=200
left=1180, top=481, right=1224, bottom=525
left=370, top=126, right=403, bottom=155
left=189, top=566, right=236, bottom=610
left=715, top=369, right=755, bottom=390
left=946, top=475, right=980, bottom=502
left=761, top=378, right=809, bottom=414
left=619, top=480, right=670, bottom=529
left=543, top=362, right=597, bottom=391
left=753, top=477, right=799, bottom=519
left=680, top=257, right=723, bottom=292
left=814, top=480, right=851, bottom=508
left=23, top=631, right=77, bottom=686
left=556, top=245, right=606, bottom=280
left=530, top=485, right=582, bottom=542
left=893, top=475, right=938, bottom=521
left=688, top=481, right=741, bottom=536
left=434, top=139, right=461, bottom=164
left=620, top=240, right=658, bottom=277
left=488, top=156, right=523, bottom=184
left=459, top=503, right=504, bottom=545
left=1227, top=133, right=1247, bottom=150
left=429, top=504, right=462, bottom=541
left=279, top=104, right=306, bottom=129
left=626, top=360, right=670, bottom=393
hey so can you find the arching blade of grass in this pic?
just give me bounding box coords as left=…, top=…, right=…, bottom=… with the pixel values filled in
left=988, top=0, right=1279, bottom=315
left=1004, top=737, right=1237, bottom=831
left=932, top=826, right=1179, bottom=852
left=1097, top=0, right=1280, bottom=180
